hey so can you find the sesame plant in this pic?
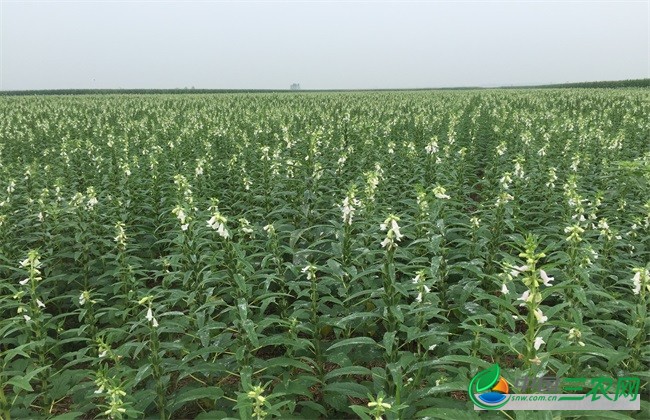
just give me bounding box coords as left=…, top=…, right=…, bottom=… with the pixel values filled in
left=0, top=89, right=648, bottom=419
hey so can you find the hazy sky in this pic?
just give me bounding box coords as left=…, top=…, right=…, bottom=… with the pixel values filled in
left=1, top=0, right=648, bottom=90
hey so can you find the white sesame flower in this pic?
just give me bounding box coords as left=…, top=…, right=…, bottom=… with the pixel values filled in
left=172, top=205, right=187, bottom=224
left=380, top=214, right=403, bottom=250
left=181, top=223, right=189, bottom=231
left=564, top=224, right=585, bottom=242
left=23, top=315, right=31, bottom=322
left=533, top=308, right=548, bottom=324
left=415, top=292, right=423, bottom=303
left=495, top=192, right=514, bottom=206
left=79, top=291, right=89, bottom=305
left=496, top=142, right=507, bottom=156
left=114, top=222, right=127, bottom=246
left=238, top=218, right=254, bottom=235
left=19, top=278, right=29, bottom=286
left=99, top=350, right=107, bottom=358
left=36, top=299, right=45, bottom=309
left=568, top=328, right=581, bottom=340
left=381, top=237, right=394, bottom=249
left=145, top=307, right=158, bottom=327
left=428, top=344, right=437, bottom=351
left=390, top=219, right=403, bottom=240
left=302, top=264, right=317, bottom=280
left=501, top=283, right=509, bottom=294
left=540, top=269, right=554, bottom=286
left=632, top=271, right=641, bottom=295
left=340, top=195, right=360, bottom=225
left=207, top=214, right=229, bottom=239
left=368, top=398, right=391, bottom=410
left=425, top=139, right=438, bottom=154
left=499, top=173, right=512, bottom=189
left=533, top=336, right=545, bottom=350
left=20, top=258, right=30, bottom=268
left=567, top=327, right=585, bottom=345
left=510, top=265, right=529, bottom=277
left=514, top=161, right=525, bottom=179
left=432, top=185, right=450, bottom=200
left=517, top=290, right=530, bottom=306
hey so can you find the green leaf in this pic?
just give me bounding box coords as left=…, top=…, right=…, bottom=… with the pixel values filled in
left=298, top=401, right=328, bottom=416
left=349, top=405, right=372, bottom=420
left=323, top=382, right=369, bottom=399
left=549, top=345, right=619, bottom=359
left=264, top=357, right=313, bottom=372
left=415, top=407, right=480, bottom=419
left=327, top=337, right=378, bottom=352
left=336, top=312, right=380, bottom=327
left=549, top=411, right=634, bottom=420
left=411, top=381, right=469, bottom=399
left=6, top=376, right=33, bottom=392
left=383, top=331, right=396, bottom=355
left=1, top=343, right=32, bottom=363
left=514, top=411, right=553, bottom=420
left=439, top=355, right=493, bottom=370
left=171, top=386, right=224, bottom=413
left=48, top=413, right=85, bottom=420
left=195, top=411, right=228, bottom=420
left=324, top=366, right=373, bottom=381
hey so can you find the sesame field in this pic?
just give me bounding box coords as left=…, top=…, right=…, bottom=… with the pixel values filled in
left=0, top=90, right=649, bottom=419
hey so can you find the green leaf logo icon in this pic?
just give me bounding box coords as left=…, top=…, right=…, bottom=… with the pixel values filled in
left=469, top=364, right=510, bottom=410
left=474, top=364, right=500, bottom=393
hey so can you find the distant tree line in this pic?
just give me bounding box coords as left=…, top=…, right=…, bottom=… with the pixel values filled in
left=0, top=79, right=647, bottom=96
left=0, top=88, right=291, bottom=97
left=515, top=79, right=650, bottom=89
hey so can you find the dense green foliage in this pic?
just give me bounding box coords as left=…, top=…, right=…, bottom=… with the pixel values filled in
left=0, top=90, right=649, bottom=419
